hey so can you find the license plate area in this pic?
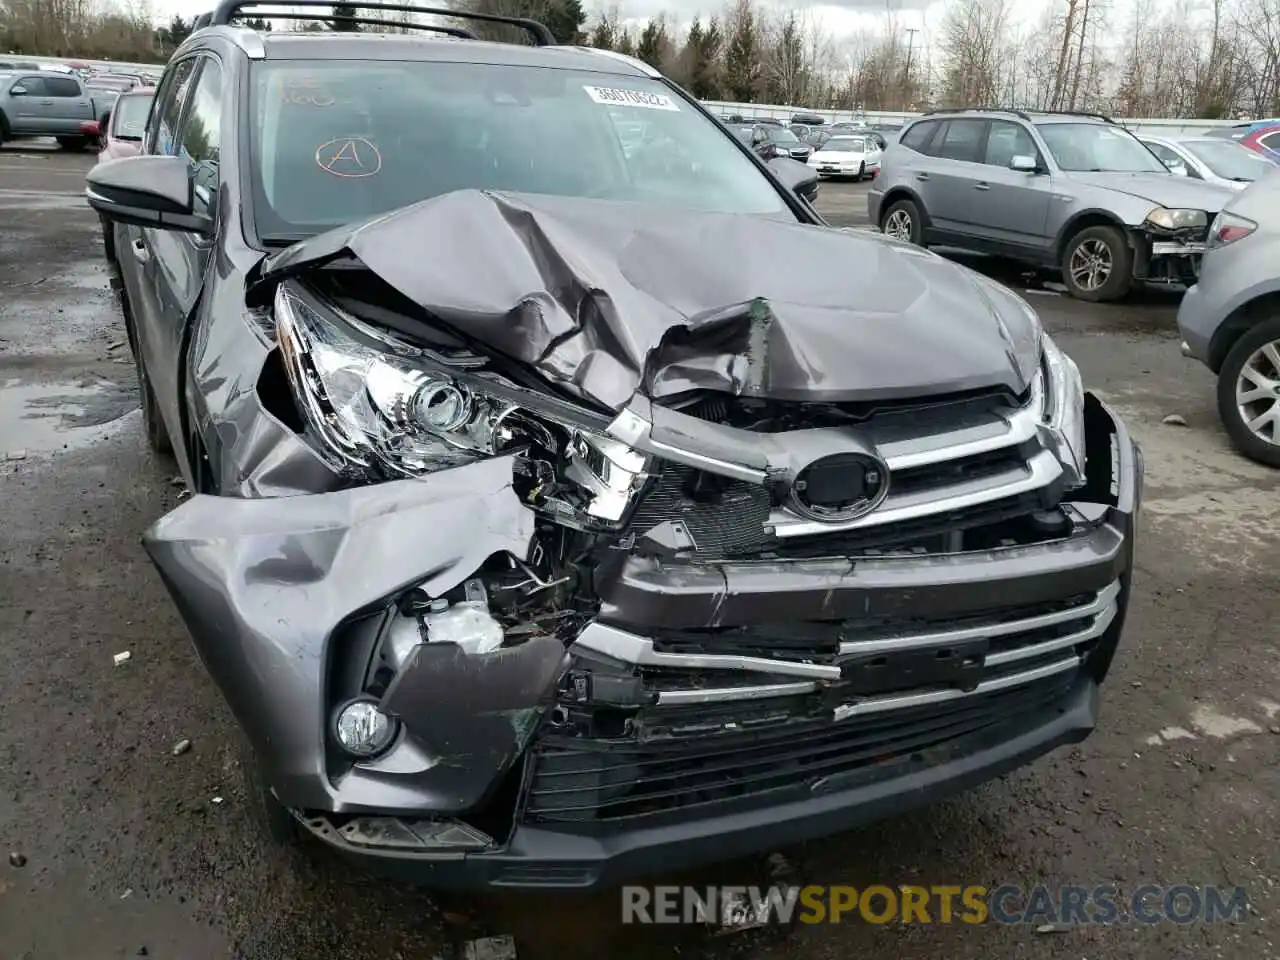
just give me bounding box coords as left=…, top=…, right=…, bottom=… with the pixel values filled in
left=838, top=638, right=988, bottom=694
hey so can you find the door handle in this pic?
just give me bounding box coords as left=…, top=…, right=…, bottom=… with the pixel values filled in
left=131, top=238, right=150, bottom=263
left=975, top=182, right=991, bottom=191
left=915, top=172, right=930, bottom=181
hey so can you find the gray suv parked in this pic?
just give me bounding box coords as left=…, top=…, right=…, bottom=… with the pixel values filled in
left=868, top=109, right=1237, bottom=301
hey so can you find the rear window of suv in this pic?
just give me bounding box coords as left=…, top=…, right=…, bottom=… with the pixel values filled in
left=248, top=60, right=789, bottom=239
left=900, top=120, right=937, bottom=151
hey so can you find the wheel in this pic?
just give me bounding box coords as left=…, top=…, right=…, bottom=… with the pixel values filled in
left=881, top=198, right=924, bottom=245
left=239, top=736, right=300, bottom=846
left=56, top=135, right=90, bottom=151
left=119, top=286, right=173, bottom=456
left=1216, top=316, right=1280, bottom=467
left=1061, top=225, right=1133, bottom=301
left=101, top=215, right=116, bottom=264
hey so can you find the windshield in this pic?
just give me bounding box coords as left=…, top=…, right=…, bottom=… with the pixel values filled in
left=1183, top=139, right=1276, bottom=181
left=111, top=93, right=153, bottom=139
left=821, top=137, right=867, bottom=153
left=248, top=61, right=787, bottom=239
left=767, top=128, right=800, bottom=143
left=1038, top=123, right=1168, bottom=173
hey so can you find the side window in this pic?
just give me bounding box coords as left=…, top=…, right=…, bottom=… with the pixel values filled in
left=983, top=120, right=1038, bottom=167
left=1258, top=132, right=1280, bottom=150
left=1145, top=142, right=1179, bottom=165
left=900, top=120, right=937, bottom=153
left=14, top=76, right=45, bottom=96
left=44, top=77, right=82, bottom=97
left=148, top=58, right=197, bottom=156
left=177, top=59, right=224, bottom=218
left=934, top=120, right=986, bottom=162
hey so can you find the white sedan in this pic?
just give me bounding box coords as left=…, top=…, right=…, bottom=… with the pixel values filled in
left=807, top=135, right=882, bottom=181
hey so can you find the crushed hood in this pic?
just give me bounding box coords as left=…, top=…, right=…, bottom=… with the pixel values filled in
left=259, top=190, right=1041, bottom=411
left=1070, top=171, right=1237, bottom=212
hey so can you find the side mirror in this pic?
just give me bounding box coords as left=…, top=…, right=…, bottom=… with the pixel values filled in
left=1165, top=160, right=1189, bottom=177
left=9, top=85, right=26, bottom=96
left=85, top=154, right=212, bottom=235
left=768, top=155, right=820, bottom=203
left=1010, top=154, right=1038, bottom=172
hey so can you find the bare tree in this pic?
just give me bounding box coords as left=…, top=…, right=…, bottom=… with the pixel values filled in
left=937, top=0, right=1012, bottom=108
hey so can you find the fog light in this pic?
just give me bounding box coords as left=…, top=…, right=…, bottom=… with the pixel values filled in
left=333, top=699, right=396, bottom=758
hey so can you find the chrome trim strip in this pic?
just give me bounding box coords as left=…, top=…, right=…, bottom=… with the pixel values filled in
left=657, top=681, right=818, bottom=705
left=877, top=402, right=1040, bottom=472
left=769, top=448, right=1064, bottom=538
left=832, top=657, right=1080, bottom=720
left=606, top=409, right=766, bottom=485
left=984, top=601, right=1117, bottom=667
left=573, top=622, right=843, bottom=681
left=838, top=580, right=1121, bottom=656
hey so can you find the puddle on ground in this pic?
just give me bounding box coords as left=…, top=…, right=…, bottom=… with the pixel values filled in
left=0, top=377, right=139, bottom=455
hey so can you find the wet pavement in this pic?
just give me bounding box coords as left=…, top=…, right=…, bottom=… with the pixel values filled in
left=1, top=149, right=1278, bottom=960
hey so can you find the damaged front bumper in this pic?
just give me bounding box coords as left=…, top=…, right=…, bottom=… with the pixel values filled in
left=1133, top=224, right=1208, bottom=285
left=145, top=396, right=1141, bottom=891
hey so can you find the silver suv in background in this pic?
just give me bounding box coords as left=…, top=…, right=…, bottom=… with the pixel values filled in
left=868, top=109, right=1237, bottom=301
left=1177, top=171, right=1280, bottom=466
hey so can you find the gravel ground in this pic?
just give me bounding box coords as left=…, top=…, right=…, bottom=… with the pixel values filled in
left=1, top=143, right=1277, bottom=960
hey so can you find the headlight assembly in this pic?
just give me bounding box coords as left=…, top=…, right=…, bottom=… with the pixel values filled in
left=274, top=282, right=650, bottom=528
left=1039, top=333, right=1087, bottom=487
left=1145, top=207, right=1207, bottom=231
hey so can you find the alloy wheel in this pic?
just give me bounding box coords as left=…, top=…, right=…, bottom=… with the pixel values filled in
left=1068, top=238, right=1113, bottom=291
left=884, top=210, right=912, bottom=241
left=1235, top=339, right=1280, bottom=446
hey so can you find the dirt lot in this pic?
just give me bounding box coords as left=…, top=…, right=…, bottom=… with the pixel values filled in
left=1, top=143, right=1278, bottom=960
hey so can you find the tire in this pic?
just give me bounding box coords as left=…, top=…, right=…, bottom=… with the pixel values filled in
left=240, top=737, right=300, bottom=846
left=1060, top=225, right=1133, bottom=302
left=56, top=135, right=90, bottom=151
left=101, top=215, right=116, bottom=264
left=119, top=286, right=173, bottom=456
left=881, top=197, right=924, bottom=245
left=1216, top=316, right=1280, bottom=467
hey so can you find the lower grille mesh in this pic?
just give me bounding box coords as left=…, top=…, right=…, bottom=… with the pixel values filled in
left=524, top=673, right=1076, bottom=824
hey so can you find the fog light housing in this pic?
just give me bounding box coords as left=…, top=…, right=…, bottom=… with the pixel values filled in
left=333, top=698, right=397, bottom=758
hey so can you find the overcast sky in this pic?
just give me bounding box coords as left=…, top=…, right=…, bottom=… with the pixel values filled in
left=146, top=0, right=1037, bottom=38
left=146, top=0, right=1144, bottom=51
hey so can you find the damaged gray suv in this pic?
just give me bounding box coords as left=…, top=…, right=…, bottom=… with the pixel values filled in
left=88, top=0, right=1142, bottom=889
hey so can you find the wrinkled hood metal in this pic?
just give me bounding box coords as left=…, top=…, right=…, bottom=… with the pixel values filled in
left=258, top=190, right=1040, bottom=411
left=1070, top=171, right=1236, bottom=212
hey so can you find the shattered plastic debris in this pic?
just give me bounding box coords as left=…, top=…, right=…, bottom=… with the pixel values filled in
left=172, top=739, right=192, bottom=756
left=461, top=935, right=517, bottom=960
left=113, top=651, right=131, bottom=666
left=8, top=852, right=27, bottom=868
left=1161, top=414, right=1188, bottom=426
left=6, top=450, right=27, bottom=461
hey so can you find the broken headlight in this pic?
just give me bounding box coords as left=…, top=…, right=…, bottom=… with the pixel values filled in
left=1039, top=332, right=1086, bottom=486
left=274, top=281, right=650, bottom=527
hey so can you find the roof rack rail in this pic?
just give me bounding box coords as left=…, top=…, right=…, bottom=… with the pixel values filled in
left=206, top=0, right=557, bottom=45
left=1026, top=109, right=1116, bottom=125
left=922, top=107, right=1033, bottom=122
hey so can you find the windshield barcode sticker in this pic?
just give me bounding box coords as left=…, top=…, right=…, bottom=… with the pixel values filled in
left=583, top=86, right=679, bottom=111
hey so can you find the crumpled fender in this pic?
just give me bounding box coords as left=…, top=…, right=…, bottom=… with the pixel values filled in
left=143, top=456, right=554, bottom=813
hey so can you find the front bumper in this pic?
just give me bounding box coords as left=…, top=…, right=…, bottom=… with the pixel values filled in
left=145, top=396, right=1141, bottom=890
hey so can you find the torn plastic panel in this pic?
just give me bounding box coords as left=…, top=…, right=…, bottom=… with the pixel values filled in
left=252, top=189, right=1043, bottom=411
left=143, top=455, right=565, bottom=813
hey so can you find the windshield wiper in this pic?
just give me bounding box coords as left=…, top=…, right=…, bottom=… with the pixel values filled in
left=259, top=233, right=313, bottom=248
